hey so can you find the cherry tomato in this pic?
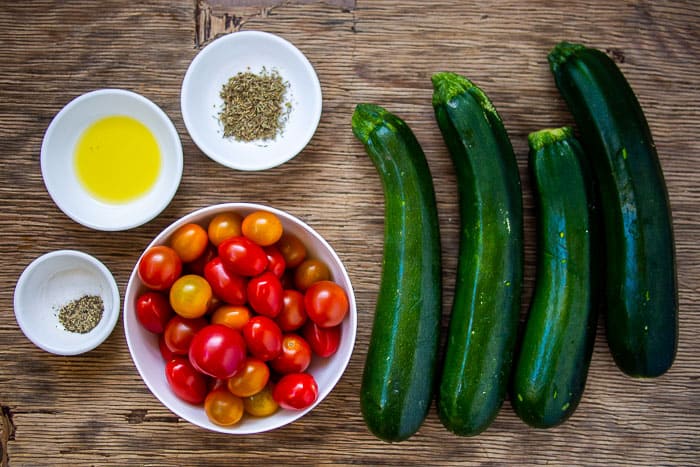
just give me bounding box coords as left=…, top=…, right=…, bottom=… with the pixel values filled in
left=188, top=324, right=247, bottom=379
left=227, top=357, right=270, bottom=397
left=165, top=357, right=209, bottom=404
left=294, top=259, right=331, bottom=291
left=304, top=281, right=349, bottom=328
left=242, top=211, right=284, bottom=247
left=204, top=388, right=244, bottom=426
left=163, top=315, right=208, bottom=355
left=210, top=304, right=251, bottom=331
left=264, top=246, right=286, bottom=278
left=270, top=334, right=312, bottom=374
left=135, top=291, right=173, bottom=333
left=273, top=373, right=319, bottom=410
left=276, top=233, right=307, bottom=268
left=208, top=212, right=243, bottom=247
left=218, top=236, right=268, bottom=277
left=184, top=244, right=217, bottom=276
left=247, top=271, right=284, bottom=318
left=203, top=257, right=247, bottom=305
left=138, top=246, right=182, bottom=291
left=159, top=334, right=176, bottom=361
left=243, top=383, right=279, bottom=417
left=276, top=289, right=307, bottom=332
left=303, top=321, right=341, bottom=358
left=243, top=315, right=282, bottom=361
left=171, top=223, right=209, bottom=263
left=169, top=274, right=213, bottom=319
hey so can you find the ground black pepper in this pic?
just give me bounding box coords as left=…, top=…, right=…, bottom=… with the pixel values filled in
left=57, top=294, right=104, bottom=334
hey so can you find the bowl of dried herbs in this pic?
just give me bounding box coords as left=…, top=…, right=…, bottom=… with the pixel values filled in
left=181, top=31, right=322, bottom=171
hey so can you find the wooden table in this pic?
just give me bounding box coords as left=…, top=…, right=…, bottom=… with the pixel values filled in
left=1, top=1, right=698, bottom=465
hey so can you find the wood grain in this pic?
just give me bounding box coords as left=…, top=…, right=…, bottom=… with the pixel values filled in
left=1, top=0, right=699, bottom=465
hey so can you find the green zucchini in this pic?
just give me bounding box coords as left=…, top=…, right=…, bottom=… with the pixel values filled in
left=512, top=127, right=598, bottom=428
left=548, top=42, right=678, bottom=377
left=432, top=72, right=523, bottom=436
left=352, top=104, right=442, bottom=442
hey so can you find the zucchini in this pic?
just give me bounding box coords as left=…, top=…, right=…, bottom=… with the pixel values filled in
left=512, top=127, right=598, bottom=428
left=432, top=72, right=523, bottom=436
left=352, top=104, right=442, bottom=442
left=548, top=42, right=678, bottom=377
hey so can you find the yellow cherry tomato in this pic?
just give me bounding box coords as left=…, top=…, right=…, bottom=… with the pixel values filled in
left=242, top=211, right=284, bottom=247
left=169, top=274, right=212, bottom=319
left=208, top=212, right=243, bottom=247
left=294, top=258, right=331, bottom=291
left=204, top=388, right=244, bottom=426
left=243, top=383, right=279, bottom=417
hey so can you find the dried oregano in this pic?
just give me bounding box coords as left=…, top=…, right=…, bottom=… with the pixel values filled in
left=219, top=68, right=291, bottom=142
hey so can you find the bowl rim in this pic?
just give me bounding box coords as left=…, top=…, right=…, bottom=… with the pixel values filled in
left=13, top=249, right=121, bottom=355
left=40, top=88, right=183, bottom=231
left=123, top=202, right=356, bottom=433
left=180, top=30, right=323, bottom=171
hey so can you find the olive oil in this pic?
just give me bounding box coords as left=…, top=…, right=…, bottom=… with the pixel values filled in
left=74, top=115, right=161, bottom=203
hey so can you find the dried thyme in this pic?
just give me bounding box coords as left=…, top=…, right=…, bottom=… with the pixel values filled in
left=57, top=294, right=104, bottom=334
left=219, top=68, right=291, bottom=142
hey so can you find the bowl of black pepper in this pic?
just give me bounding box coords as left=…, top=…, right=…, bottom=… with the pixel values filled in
left=13, top=250, right=121, bottom=355
left=181, top=31, right=322, bottom=171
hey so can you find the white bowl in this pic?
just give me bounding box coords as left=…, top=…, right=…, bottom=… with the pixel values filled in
left=14, top=250, right=121, bottom=356
left=123, top=203, right=356, bottom=434
left=181, top=31, right=322, bottom=171
left=41, top=89, right=183, bottom=231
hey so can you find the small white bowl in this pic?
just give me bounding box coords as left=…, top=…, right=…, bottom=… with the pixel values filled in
left=124, top=203, right=356, bottom=434
left=14, top=250, right=121, bottom=356
left=181, top=31, right=322, bottom=171
left=41, top=89, right=183, bottom=231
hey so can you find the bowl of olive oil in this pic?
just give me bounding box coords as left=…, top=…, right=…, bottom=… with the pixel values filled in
left=41, top=89, right=183, bottom=231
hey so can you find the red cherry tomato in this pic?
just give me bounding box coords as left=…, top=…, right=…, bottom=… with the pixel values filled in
left=247, top=271, right=283, bottom=318
left=170, top=223, right=209, bottom=263
left=163, top=315, right=208, bottom=355
left=185, top=244, right=217, bottom=276
left=188, top=324, right=247, bottom=379
left=302, top=321, right=341, bottom=358
left=243, top=315, right=282, bottom=361
left=135, top=291, right=173, bottom=333
left=276, top=289, right=308, bottom=332
left=264, top=246, right=286, bottom=278
left=203, top=257, right=247, bottom=305
left=304, top=281, right=349, bottom=328
left=270, top=334, right=312, bottom=374
left=138, top=246, right=182, bottom=291
left=218, top=236, right=268, bottom=277
left=276, top=233, right=307, bottom=268
left=293, top=259, right=331, bottom=291
left=159, top=334, right=176, bottom=361
left=165, top=357, right=209, bottom=404
left=273, top=373, right=319, bottom=410
left=242, top=211, right=284, bottom=247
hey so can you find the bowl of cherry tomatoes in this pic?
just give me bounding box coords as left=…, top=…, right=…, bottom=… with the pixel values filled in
left=123, top=203, right=356, bottom=433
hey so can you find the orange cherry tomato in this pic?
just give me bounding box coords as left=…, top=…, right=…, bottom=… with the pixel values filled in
left=169, top=274, right=213, bottom=319
left=211, top=305, right=251, bottom=331
left=242, top=211, right=284, bottom=247
left=227, top=358, right=270, bottom=397
left=204, top=388, right=244, bottom=426
left=243, top=383, right=279, bottom=417
left=294, top=259, right=331, bottom=291
left=208, top=212, right=243, bottom=247
left=170, top=223, right=209, bottom=263
left=276, top=233, right=307, bottom=268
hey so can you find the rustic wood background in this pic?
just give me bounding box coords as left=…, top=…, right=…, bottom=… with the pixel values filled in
left=1, top=0, right=698, bottom=465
